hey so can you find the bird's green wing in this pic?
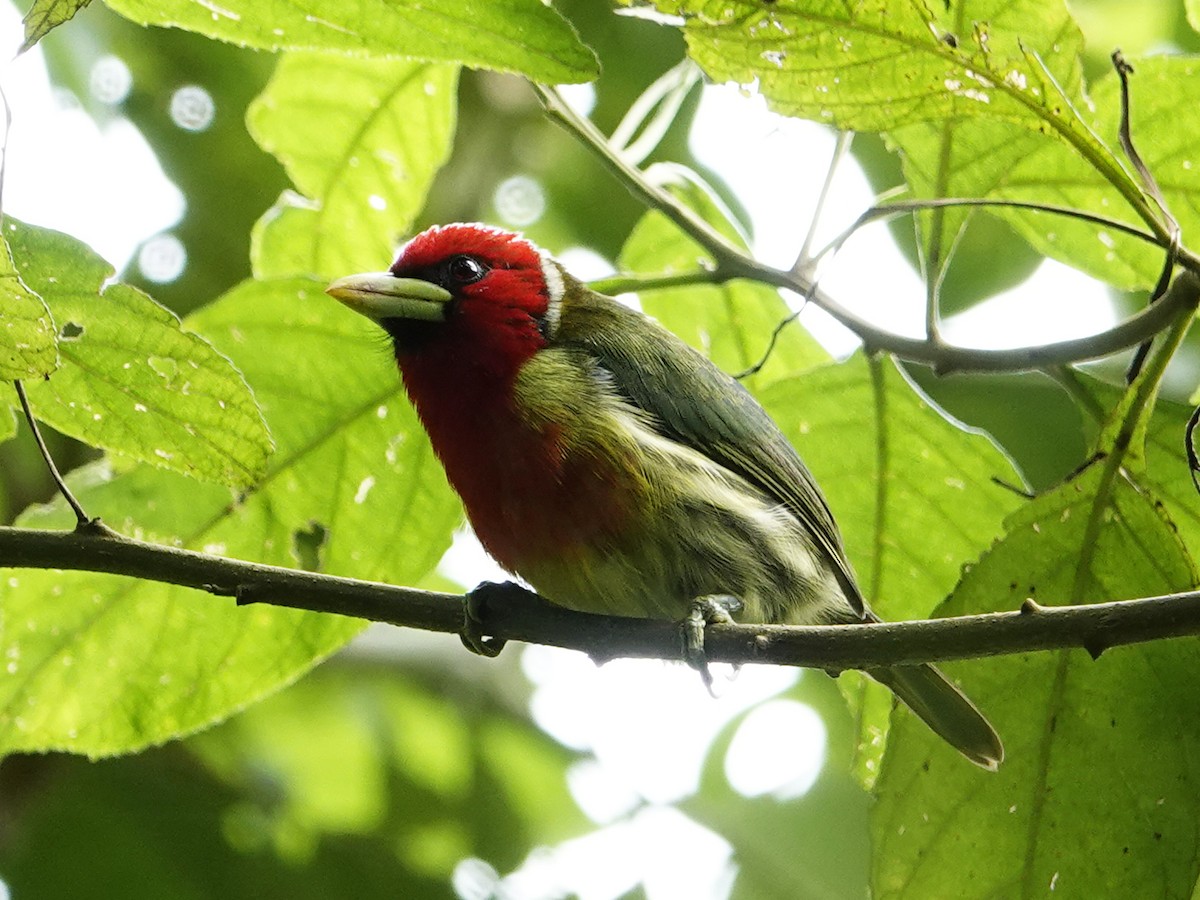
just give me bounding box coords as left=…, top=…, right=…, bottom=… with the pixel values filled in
left=561, top=292, right=866, bottom=615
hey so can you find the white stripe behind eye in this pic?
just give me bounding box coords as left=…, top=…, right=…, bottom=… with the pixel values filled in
left=539, top=254, right=565, bottom=339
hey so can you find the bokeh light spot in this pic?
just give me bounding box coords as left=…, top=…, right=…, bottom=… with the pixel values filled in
left=137, top=233, right=187, bottom=283
left=725, top=699, right=826, bottom=799
left=451, top=857, right=500, bottom=900
left=493, top=174, right=546, bottom=227
left=169, top=85, right=215, bottom=131
left=89, top=55, right=132, bottom=105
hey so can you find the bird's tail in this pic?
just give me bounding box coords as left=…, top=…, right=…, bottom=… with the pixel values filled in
left=868, top=663, right=1003, bottom=770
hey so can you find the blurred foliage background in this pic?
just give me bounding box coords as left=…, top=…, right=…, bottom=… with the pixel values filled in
left=3, top=1, right=1200, bottom=898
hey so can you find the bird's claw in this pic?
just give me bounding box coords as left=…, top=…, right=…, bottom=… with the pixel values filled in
left=461, top=581, right=511, bottom=657
left=681, top=594, right=743, bottom=693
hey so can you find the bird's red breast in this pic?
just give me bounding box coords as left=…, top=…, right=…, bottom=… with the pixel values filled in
left=383, top=225, right=644, bottom=572
left=399, top=343, right=646, bottom=573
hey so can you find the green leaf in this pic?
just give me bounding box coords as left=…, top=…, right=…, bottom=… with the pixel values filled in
left=758, top=355, right=1023, bottom=781
left=991, top=55, right=1200, bottom=289
left=189, top=665, right=587, bottom=870
left=53, top=17, right=289, bottom=317
left=105, top=0, right=598, bottom=83
left=658, top=0, right=1163, bottom=289
left=0, top=230, right=57, bottom=380
left=0, top=749, right=444, bottom=899
left=0, top=401, right=15, bottom=446
left=0, top=277, right=461, bottom=757
left=872, top=466, right=1200, bottom=899
left=617, top=165, right=829, bottom=391
left=19, top=0, right=91, bottom=52
left=250, top=193, right=320, bottom=279
left=760, top=355, right=1022, bottom=620
left=665, top=0, right=1088, bottom=133
left=892, top=53, right=1200, bottom=294
left=904, top=368, right=1088, bottom=493
left=1084, top=372, right=1200, bottom=560
left=249, top=55, right=458, bottom=279
left=876, top=0, right=1088, bottom=291
left=4, top=217, right=272, bottom=490
left=0, top=665, right=584, bottom=898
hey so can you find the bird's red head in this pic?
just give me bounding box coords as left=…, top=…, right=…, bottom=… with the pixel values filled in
left=325, top=222, right=574, bottom=532
left=326, top=223, right=580, bottom=567
left=332, top=223, right=565, bottom=382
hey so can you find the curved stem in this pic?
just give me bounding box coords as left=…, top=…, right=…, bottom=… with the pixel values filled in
left=13, top=381, right=90, bottom=526
left=588, top=270, right=721, bottom=297
left=592, top=264, right=1200, bottom=374
left=537, top=83, right=1200, bottom=374
left=794, top=129, right=853, bottom=274
left=535, top=84, right=759, bottom=281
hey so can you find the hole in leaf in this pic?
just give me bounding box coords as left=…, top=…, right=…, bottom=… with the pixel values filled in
left=291, top=521, right=328, bottom=572
left=60, top=322, right=84, bottom=340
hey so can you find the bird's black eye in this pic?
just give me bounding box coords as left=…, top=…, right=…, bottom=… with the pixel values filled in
left=445, top=255, right=488, bottom=287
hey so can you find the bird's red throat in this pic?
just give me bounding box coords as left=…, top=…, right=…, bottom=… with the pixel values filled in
left=397, top=341, right=637, bottom=575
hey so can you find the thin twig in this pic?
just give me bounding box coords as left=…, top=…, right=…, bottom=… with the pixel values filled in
left=1187, top=404, right=1200, bottom=496
left=793, top=130, right=853, bottom=275
left=731, top=131, right=855, bottom=381
left=588, top=270, right=726, bottom=297
left=12, top=381, right=90, bottom=526
left=605, top=250, right=1200, bottom=374
left=0, top=92, right=92, bottom=529
left=830, top=197, right=1161, bottom=256
left=535, top=82, right=762, bottom=281
left=0, top=93, right=89, bottom=526
left=1018, top=45, right=1174, bottom=250
left=1112, top=49, right=1183, bottom=384
left=1125, top=240, right=1181, bottom=383
left=734, top=308, right=803, bottom=380
left=537, top=81, right=1200, bottom=374
left=1112, top=50, right=1175, bottom=225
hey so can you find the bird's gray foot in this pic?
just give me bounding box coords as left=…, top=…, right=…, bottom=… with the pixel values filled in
left=460, top=581, right=516, bottom=657
left=681, top=594, right=743, bottom=693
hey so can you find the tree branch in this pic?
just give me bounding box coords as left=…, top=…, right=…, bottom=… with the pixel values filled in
left=536, top=83, right=1200, bottom=374
left=4, top=524, right=1200, bottom=670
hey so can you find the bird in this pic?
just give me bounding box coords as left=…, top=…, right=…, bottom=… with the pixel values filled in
left=326, top=222, right=1003, bottom=769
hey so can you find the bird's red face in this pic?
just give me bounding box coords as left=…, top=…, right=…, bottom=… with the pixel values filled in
left=327, top=223, right=564, bottom=378
left=326, top=223, right=583, bottom=572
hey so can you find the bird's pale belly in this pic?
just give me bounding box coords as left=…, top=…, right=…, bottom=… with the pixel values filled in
left=436, top=351, right=853, bottom=627
left=510, top=440, right=852, bottom=628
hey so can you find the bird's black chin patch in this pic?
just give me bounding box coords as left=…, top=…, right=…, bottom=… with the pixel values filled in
left=383, top=317, right=444, bottom=355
